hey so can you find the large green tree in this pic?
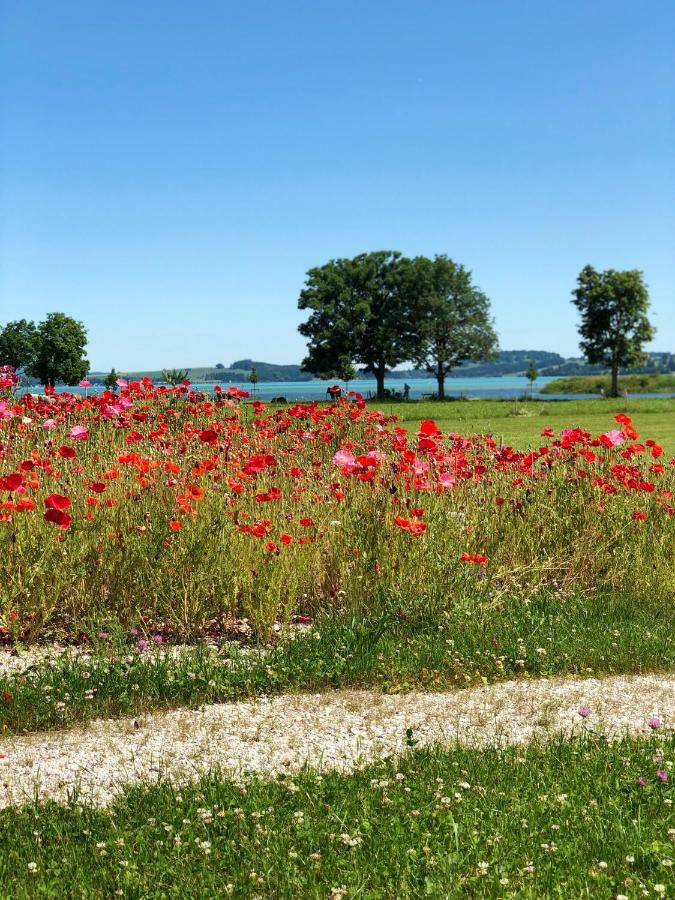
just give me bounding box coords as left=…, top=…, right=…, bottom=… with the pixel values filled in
left=298, top=251, right=418, bottom=399
left=27, top=313, right=89, bottom=387
left=0, top=319, right=38, bottom=372
left=410, top=256, right=498, bottom=400
left=572, top=266, right=654, bottom=398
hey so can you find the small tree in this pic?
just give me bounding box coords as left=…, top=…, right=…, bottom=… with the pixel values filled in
left=336, top=356, right=356, bottom=394
left=162, top=368, right=189, bottom=386
left=0, top=319, right=39, bottom=372
left=103, top=368, right=119, bottom=391
left=27, top=313, right=89, bottom=387
left=215, top=363, right=225, bottom=370
left=525, top=359, right=538, bottom=395
left=410, top=256, right=498, bottom=400
left=572, top=266, right=655, bottom=398
left=248, top=366, right=258, bottom=397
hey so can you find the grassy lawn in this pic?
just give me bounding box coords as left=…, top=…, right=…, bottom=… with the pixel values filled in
left=1, top=735, right=672, bottom=898
left=385, top=397, right=675, bottom=454
left=3, top=588, right=673, bottom=735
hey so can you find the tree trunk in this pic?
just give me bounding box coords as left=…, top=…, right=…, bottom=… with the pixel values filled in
left=610, top=360, right=619, bottom=398
left=436, top=363, right=445, bottom=400
left=374, top=365, right=386, bottom=400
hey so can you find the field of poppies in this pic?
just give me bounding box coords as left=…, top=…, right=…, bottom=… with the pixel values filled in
left=1, top=372, right=673, bottom=646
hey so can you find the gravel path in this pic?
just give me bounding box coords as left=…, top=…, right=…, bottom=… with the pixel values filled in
left=0, top=674, right=673, bottom=808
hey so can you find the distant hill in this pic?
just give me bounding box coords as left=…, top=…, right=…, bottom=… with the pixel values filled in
left=86, top=351, right=675, bottom=384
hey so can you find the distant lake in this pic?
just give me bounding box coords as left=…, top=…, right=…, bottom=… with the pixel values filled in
left=18, top=374, right=674, bottom=401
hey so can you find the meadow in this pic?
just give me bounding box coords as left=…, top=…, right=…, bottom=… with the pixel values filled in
left=1, top=381, right=674, bottom=896
left=1, top=386, right=673, bottom=643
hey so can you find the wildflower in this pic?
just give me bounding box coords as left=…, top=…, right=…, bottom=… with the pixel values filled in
left=656, top=770, right=668, bottom=782
left=460, top=553, right=488, bottom=565
left=648, top=717, right=662, bottom=730
left=577, top=706, right=591, bottom=718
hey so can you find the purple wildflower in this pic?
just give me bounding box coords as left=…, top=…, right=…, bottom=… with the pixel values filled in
left=577, top=706, right=591, bottom=718
left=656, top=770, right=668, bottom=783
left=648, top=717, right=662, bottom=730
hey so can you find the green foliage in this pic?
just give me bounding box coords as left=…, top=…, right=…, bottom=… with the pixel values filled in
left=298, top=251, right=419, bottom=399
left=161, top=368, right=190, bottom=386
left=103, top=368, right=119, bottom=390
left=248, top=366, right=258, bottom=385
left=572, top=266, right=655, bottom=397
left=26, top=313, right=89, bottom=387
left=410, top=255, right=498, bottom=399
left=541, top=373, right=675, bottom=395
left=0, top=319, right=38, bottom=372
left=525, top=359, right=538, bottom=386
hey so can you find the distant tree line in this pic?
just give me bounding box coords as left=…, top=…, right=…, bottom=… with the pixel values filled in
left=0, top=263, right=656, bottom=401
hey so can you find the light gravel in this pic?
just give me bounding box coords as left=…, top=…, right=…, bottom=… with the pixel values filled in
left=0, top=674, right=672, bottom=809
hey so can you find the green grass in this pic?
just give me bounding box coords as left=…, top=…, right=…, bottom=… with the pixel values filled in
left=3, top=588, right=673, bottom=735
left=541, top=373, right=675, bottom=395
left=385, top=397, right=675, bottom=454
left=1, top=735, right=672, bottom=898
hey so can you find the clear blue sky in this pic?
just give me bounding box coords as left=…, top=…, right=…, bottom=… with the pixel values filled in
left=1, top=1, right=673, bottom=371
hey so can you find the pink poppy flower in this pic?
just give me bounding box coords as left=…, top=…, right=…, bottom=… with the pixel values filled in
left=333, top=450, right=355, bottom=467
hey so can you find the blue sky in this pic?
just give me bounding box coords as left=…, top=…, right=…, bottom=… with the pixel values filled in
left=1, top=1, right=673, bottom=371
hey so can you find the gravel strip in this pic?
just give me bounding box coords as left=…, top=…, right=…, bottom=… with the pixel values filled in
left=0, top=674, right=672, bottom=808
left=0, top=642, right=268, bottom=679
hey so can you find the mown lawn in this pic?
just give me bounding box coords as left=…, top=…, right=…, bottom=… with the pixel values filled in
left=1, top=735, right=672, bottom=898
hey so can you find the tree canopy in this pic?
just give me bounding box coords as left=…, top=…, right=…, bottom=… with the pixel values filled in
left=298, top=251, right=422, bottom=399
left=572, top=266, right=654, bottom=397
left=410, top=255, right=498, bottom=399
left=27, top=313, right=89, bottom=387
left=298, top=251, right=497, bottom=399
left=0, top=319, right=38, bottom=372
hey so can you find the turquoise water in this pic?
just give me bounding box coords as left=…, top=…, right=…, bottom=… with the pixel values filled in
left=18, top=375, right=675, bottom=401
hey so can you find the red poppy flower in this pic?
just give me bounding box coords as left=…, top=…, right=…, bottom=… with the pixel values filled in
left=44, top=493, right=71, bottom=511
left=460, top=553, right=489, bottom=565
left=44, top=508, right=72, bottom=529
left=58, top=445, right=76, bottom=459
left=169, top=520, right=182, bottom=532
left=418, top=420, right=441, bottom=438
left=199, top=429, right=218, bottom=444
left=3, top=473, right=25, bottom=492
